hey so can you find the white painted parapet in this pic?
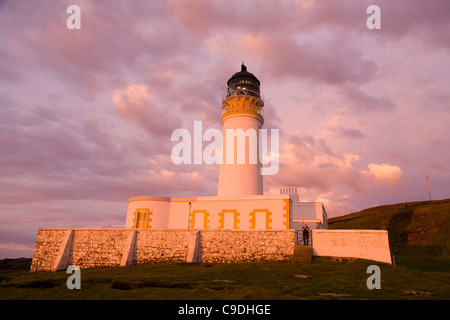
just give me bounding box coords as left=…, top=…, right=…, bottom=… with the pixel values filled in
left=312, top=229, right=392, bottom=264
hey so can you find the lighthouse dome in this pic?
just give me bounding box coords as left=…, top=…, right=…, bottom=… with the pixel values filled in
left=225, top=64, right=261, bottom=99
left=227, top=63, right=260, bottom=88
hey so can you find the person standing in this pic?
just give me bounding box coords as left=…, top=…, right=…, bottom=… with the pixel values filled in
left=302, top=224, right=310, bottom=246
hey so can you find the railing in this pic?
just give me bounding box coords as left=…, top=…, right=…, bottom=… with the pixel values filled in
left=295, top=230, right=312, bottom=246
left=222, top=88, right=265, bottom=102
left=221, top=103, right=264, bottom=117
left=222, top=88, right=264, bottom=118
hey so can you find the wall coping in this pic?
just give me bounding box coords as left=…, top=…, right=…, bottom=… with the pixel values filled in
left=38, top=228, right=192, bottom=232
left=313, top=229, right=388, bottom=234
left=38, top=228, right=295, bottom=232
left=294, top=202, right=324, bottom=206
left=128, top=194, right=292, bottom=203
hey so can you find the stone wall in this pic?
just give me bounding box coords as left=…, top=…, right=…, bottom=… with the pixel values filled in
left=135, top=230, right=192, bottom=264
left=312, top=229, right=392, bottom=264
left=200, top=230, right=295, bottom=263
left=30, top=229, right=296, bottom=271
left=31, top=228, right=393, bottom=271
left=30, top=229, right=71, bottom=272
left=72, top=229, right=130, bottom=269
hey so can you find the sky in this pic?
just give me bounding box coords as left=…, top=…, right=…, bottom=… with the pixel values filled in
left=0, top=0, right=449, bottom=258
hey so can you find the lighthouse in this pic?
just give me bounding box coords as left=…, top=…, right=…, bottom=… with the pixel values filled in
left=31, top=63, right=332, bottom=271
left=217, top=64, right=264, bottom=196
left=122, top=63, right=327, bottom=232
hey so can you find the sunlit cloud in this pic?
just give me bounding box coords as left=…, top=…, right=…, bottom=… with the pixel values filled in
left=365, top=163, right=404, bottom=187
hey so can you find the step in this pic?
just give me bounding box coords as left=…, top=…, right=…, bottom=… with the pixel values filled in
left=291, top=245, right=313, bottom=263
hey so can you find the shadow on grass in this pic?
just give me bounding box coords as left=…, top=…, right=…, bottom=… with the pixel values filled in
left=111, top=279, right=194, bottom=290
left=386, top=204, right=414, bottom=251
left=2, top=279, right=60, bottom=289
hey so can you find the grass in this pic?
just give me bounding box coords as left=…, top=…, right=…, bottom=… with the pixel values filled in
left=1, top=199, right=448, bottom=300
left=1, top=258, right=449, bottom=300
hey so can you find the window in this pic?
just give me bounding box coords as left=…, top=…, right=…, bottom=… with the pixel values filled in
left=133, top=209, right=152, bottom=228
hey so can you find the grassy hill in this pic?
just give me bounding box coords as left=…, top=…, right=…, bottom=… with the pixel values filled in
left=328, top=199, right=450, bottom=272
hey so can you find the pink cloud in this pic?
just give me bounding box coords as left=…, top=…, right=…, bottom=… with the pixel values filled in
left=364, top=163, right=404, bottom=188
left=342, top=85, right=396, bottom=113
left=112, top=84, right=182, bottom=137
left=265, top=133, right=406, bottom=216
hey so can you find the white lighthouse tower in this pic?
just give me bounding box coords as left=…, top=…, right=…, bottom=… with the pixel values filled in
left=217, top=64, right=264, bottom=196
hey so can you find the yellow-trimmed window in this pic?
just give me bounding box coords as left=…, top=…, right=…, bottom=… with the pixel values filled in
left=133, top=209, right=152, bottom=228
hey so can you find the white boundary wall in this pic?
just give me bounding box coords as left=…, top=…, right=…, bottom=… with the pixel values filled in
left=312, top=229, right=392, bottom=264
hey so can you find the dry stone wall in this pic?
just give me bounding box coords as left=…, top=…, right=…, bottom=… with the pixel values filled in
left=31, top=229, right=393, bottom=270
left=31, top=229, right=297, bottom=271
left=200, top=230, right=295, bottom=263
left=30, top=229, right=70, bottom=272
left=71, top=229, right=129, bottom=269
left=135, top=230, right=192, bottom=264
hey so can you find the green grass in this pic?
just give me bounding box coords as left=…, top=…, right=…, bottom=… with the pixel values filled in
left=1, top=199, right=448, bottom=300
left=1, top=258, right=449, bottom=300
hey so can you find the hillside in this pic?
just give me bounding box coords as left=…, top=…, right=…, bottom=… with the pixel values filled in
left=328, top=199, right=450, bottom=272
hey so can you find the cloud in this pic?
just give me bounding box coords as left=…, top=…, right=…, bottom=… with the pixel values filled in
left=376, top=0, right=450, bottom=47
left=210, top=32, right=378, bottom=86
left=267, top=134, right=360, bottom=191
left=265, top=133, right=405, bottom=216
left=0, top=1, right=185, bottom=95
left=335, top=127, right=365, bottom=139
left=112, top=84, right=182, bottom=137
left=169, top=0, right=302, bottom=37
left=364, top=163, right=404, bottom=187
left=343, top=85, right=396, bottom=113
